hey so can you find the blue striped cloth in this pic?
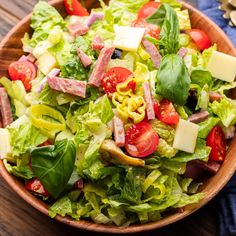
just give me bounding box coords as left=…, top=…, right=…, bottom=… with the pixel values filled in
left=197, top=1, right=236, bottom=235
left=197, top=0, right=236, bottom=46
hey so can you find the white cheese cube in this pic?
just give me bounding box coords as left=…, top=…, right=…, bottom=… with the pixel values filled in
left=0, top=129, right=12, bottom=160
left=37, top=52, right=57, bottom=75
left=173, top=119, right=199, bottom=153
left=206, top=51, right=236, bottom=82
left=113, top=25, right=145, bottom=52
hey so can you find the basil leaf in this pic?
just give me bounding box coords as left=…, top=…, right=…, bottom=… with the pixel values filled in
left=31, top=139, right=76, bottom=198
left=191, top=70, right=213, bottom=88
left=156, top=54, right=190, bottom=105
left=147, top=3, right=179, bottom=55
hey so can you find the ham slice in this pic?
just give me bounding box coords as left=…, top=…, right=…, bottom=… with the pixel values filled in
left=193, top=160, right=221, bottom=174
left=0, top=88, right=13, bottom=127
left=88, top=47, right=114, bottom=87
left=37, top=68, right=60, bottom=93
left=68, top=21, right=89, bottom=36
left=0, top=115, right=2, bottom=128
left=209, top=91, right=222, bottom=102
left=113, top=116, right=125, bottom=147
left=188, top=111, right=209, bottom=124
left=143, top=82, right=155, bottom=120
left=87, top=12, right=104, bottom=27
left=47, top=77, right=87, bottom=98
left=92, top=35, right=104, bottom=51
left=77, top=48, right=92, bottom=67
left=142, top=39, right=162, bottom=69
left=18, top=54, right=36, bottom=63
left=177, top=47, right=188, bottom=58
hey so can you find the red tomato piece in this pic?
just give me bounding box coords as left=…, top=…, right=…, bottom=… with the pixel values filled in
left=38, top=140, right=52, bottom=147
left=138, top=1, right=161, bottom=19
left=153, top=100, right=159, bottom=117
left=206, top=126, right=226, bottom=162
left=155, top=99, right=179, bottom=125
left=25, top=178, right=49, bottom=197
left=8, top=61, right=36, bottom=91
left=132, top=19, right=160, bottom=39
left=64, top=0, right=89, bottom=16
left=125, top=121, right=159, bottom=158
left=126, top=80, right=137, bottom=93
left=186, top=29, right=212, bottom=51
left=101, top=67, right=133, bottom=97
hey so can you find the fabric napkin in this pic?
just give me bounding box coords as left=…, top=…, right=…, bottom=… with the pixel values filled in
left=197, top=1, right=236, bottom=235
left=197, top=0, right=236, bottom=46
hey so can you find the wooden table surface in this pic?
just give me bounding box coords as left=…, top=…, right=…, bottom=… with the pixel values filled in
left=0, top=0, right=219, bottom=235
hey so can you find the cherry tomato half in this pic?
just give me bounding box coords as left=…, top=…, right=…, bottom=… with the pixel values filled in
left=132, top=19, right=160, bottom=39
left=25, top=178, right=49, bottom=197
left=64, top=0, right=89, bottom=16
left=186, top=29, right=212, bottom=51
left=138, top=1, right=161, bottom=19
left=38, top=140, right=52, bottom=147
left=206, top=126, right=226, bottom=162
left=8, top=61, right=36, bottom=91
left=155, top=99, right=179, bottom=125
left=101, top=67, right=133, bottom=97
left=125, top=121, right=159, bottom=158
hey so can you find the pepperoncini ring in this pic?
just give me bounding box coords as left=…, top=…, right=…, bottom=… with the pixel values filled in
left=30, top=104, right=66, bottom=133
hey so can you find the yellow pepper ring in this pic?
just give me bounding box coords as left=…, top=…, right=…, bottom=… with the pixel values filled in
left=30, top=104, right=66, bottom=131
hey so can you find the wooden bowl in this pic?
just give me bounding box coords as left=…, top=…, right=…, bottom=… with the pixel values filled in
left=0, top=0, right=236, bottom=233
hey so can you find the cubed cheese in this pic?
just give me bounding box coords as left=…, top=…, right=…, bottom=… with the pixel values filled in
left=37, top=52, right=57, bottom=75
left=173, top=119, right=199, bottom=153
left=206, top=51, right=236, bottom=82
left=0, top=129, right=12, bottom=160
left=113, top=25, right=145, bottom=52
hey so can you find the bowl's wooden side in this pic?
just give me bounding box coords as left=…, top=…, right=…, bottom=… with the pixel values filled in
left=0, top=0, right=236, bottom=233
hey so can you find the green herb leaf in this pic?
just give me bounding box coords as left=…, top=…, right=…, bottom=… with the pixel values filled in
left=31, top=139, right=76, bottom=198
left=147, top=3, right=179, bottom=55
left=156, top=54, right=190, bottom=105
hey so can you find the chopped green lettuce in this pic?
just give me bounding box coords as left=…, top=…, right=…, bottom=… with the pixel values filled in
left=211, top=98, right=236, bottom=127
left=108, top=0, right=149, bottom=24
left=23, top=1, right=66, bottom=49
left=150, top=120, right=175, bottom=144
left=176, top=9, right=191, bottom=30
left=156, top=139, right=178, bottom=158
left=198, top=117, right=220, bottom=138
left=49, top=196, right=72, bottom=218
left=0, top=77, right=29, bottom=106
left=4, top=160, right=34, bottom=180
left=8, top=123, right=47, bottom=157
left=191, top=69, right=213, bottom=88
left=173, top=139, right=211, bottom=162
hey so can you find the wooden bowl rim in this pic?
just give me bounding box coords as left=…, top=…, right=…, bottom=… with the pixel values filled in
left=0, top=0, right=236, bottom=233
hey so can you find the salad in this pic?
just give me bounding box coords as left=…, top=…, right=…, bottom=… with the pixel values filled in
left=0, top=0, right=236, bottom=226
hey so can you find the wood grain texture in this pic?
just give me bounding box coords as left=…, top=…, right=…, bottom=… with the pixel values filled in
left=0, top=0, right=234, bottom=235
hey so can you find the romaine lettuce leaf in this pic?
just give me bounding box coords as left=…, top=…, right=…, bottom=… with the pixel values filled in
left=24, top=1, right=66, bottom=49
left=173, top=139, right=211, bottom=162
left=191, top=69, right=213, bottom=88
left=108, top=0, right=149, bottom=23
left=156, top=139, right=178, bottom=158
left=4, top=160, right=34, bottom=180
left=8, top=123, right=47, bottom=157
left=49, top=196, right=72, bottom=218
left=210, top=98, right=236, bottom=127
left=160, top=0, right=182, bottom=8
left=198, top=117, right=220, bottom=138
left=176, top=9, right=191, bottom=30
